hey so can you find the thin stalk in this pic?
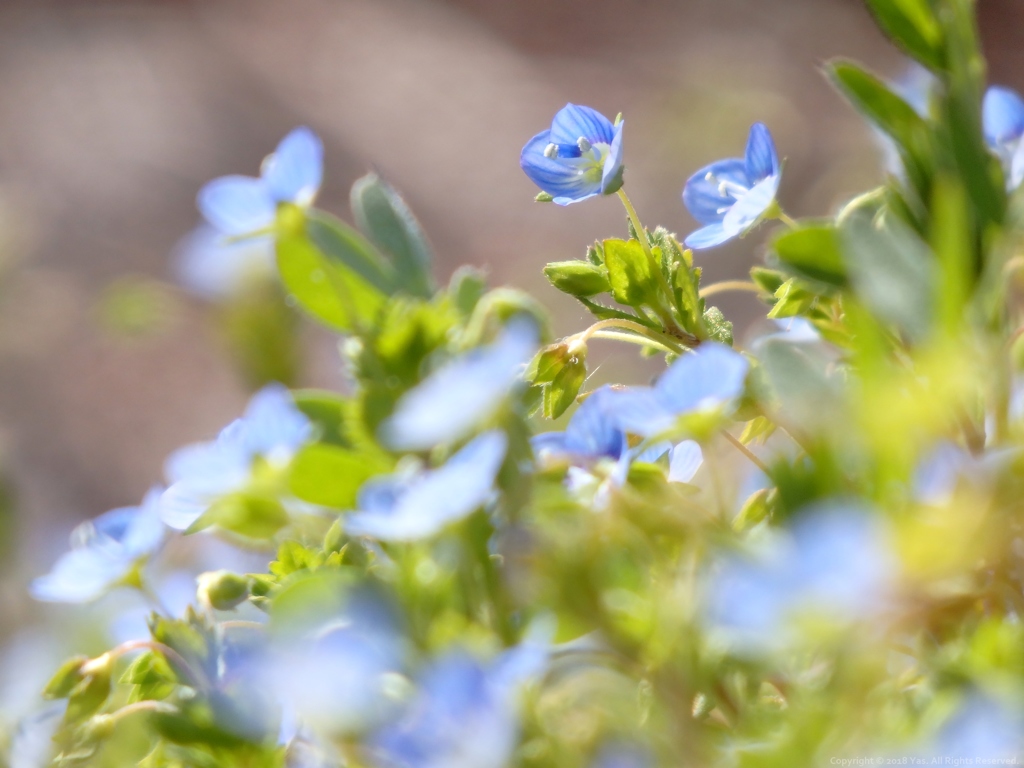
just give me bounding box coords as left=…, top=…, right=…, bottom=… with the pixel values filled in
left=723, top=432, right=770, bottom=474
left=699, top=280, right=762, bottom=299
left=776, top=211, right=799, bottom=229
left=572, top=318, right=687, bottom=355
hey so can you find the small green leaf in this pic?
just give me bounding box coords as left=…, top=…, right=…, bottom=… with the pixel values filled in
left=543, top=261, right=611, bottom=297
left=702, top=306, right=733, bottom=345
left=750, top=266, right=786, bottom=296
left=350, top=173, right=434, bottom=297
left=526, top=343, right=572, bottom=385
left=767, top=279, right=817, bottom=319
left=288, top=443, right=383, bottom=509
left=603, top=238, right=659, bottom=308
left=189, top=493, right=290, bottom=540
left=543, top=354, right=587, bottom=419
left=306, top=209, right=396, bottom=295
left=65, top=672, right=112, bottom=724
left=864, top=0, right=943, bottom=70
left=771, top=222, right=847, bottom=286
left=44, top=656, right=88, bottom=699
left=293, top=389, right=350, bottom=448
left=277, top=232, right=387, bottom=332
left=449, top=266, right=487, bottom=317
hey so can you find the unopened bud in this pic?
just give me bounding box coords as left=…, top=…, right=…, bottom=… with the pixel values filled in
left=197, top=570, right=251, bottom=611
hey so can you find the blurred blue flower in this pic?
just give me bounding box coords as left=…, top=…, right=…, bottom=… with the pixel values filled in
left=607, top=342, right=749, bottom=438
left=913, top=441, right=1015, bottom=506
left=198, top=126, right=323, bottom=236
left=369, top=643, right=545, bottom=768
left=31, top=487, right=166, bottom=603
left=160, top=384, right=313, bottom=531
left=926, top=694, right=1024, bottom=759
left=668, top=440, right=703, bottom=483
left=703, top=503, right=896, bottom=654
left=346, top=431, right=507, bottom=542
left=983, top=86, right=1024, bottom=190
left=591, top=742, right=653, bottom=768
left=520, top=104, right=625, bottom=205
left=381, top=320, right=537, bottom=452
left=683, top=123, right=780, bottom=249
left=172, top=225, right=276, bottom=299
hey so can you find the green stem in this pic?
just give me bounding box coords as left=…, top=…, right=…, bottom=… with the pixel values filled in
left=776, top=210, right=799, bottom=229
left=615, top=189, right=691, bottom=338
left=573, top=318, right=687, bottom=356
left=699, top=280, right=762, bottom=299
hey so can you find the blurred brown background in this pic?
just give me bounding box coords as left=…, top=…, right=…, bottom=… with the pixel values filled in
left=0, top=0, right=1021, bottom=576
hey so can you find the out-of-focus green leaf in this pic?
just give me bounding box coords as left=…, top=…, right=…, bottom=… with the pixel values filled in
left=288, top=443, right=383, bottom=509
left=188, top=493, right=290, bottom=540
left=543, top=353, right=587, bottom=419
left=293, top=389, right=350, bottom=448
left=350, top=173, right=434, bottom=297
left=276, top=232, right=386, bottom=333
left=306, top=209, right=395, bottom=295
left=771, top=222, right=847, bottom=287
left=864, top=0, right=943, bottom=70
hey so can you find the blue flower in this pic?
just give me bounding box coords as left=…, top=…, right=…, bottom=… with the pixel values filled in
left=520, top=104, right=625, bottom=205
left=607, top=342, right=749, bottom=438
left=346, top=431, right=507, bottom=542
left=983, top=86, right=1024, bottom=190
left=31, top=487, right=166, bottom=603
left=198, top=127, right=323, bottom=236
left=172, top=225, right=276, bottom=299
left=160, top=384, right=313, bottom=531
left=368, top=644, right=544, bottom=768
left=926, top=695, right=1024, bottom=759
left=380, top=320, right=538, bottom=452
left=702, top=503, right=895, bottom=655
left=682, top=123, right=781, bottom=249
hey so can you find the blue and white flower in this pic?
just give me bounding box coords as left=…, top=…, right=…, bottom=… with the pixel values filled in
left=381, top=320, right=537, bottom=452
left=520, top=104, right=625, bottom=205
left=31, top=487, right=166, bottom=604
left=172, top=225, right=276, bottom=299
left=607, top=342, right=749, bottom=439
left=198, top=126, right=323, bottom=237
left=346, top=431, right=507, bottom=542
left=702, top=503, right=896, bottom=655
left=983, top=86, right=1024, bottom=191
left=682, top=123, right=781, bottom=249
left=160, top=384, right=313, bottom=531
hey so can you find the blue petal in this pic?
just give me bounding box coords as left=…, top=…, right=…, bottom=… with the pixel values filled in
left=160, top=483, right=214, bottom=531
left=240, top=384, right=313, bottom=460
left=654, top=342, right=749, bottom=414
left=683, top=223, right=734, bottom=250
left=563, top=387, right=627, bottom=459
left=520, top=131, right=602, bottom=202
left=682, top=159, right=749, bottom=225
left=744, top=122, right=779, bottom=183
left=114, top=487, right=166, bottom=557
left=605, top=388, right=677, bottom=438
left=1010, top=139, right=1024, bottom=190
left=721, top=174, right=780, bottom=236
left=668, top=441, right=703, bottom=483
left=197, top=176, right=277, bottom=236
left=30, top=548, right=131, bottom=603
left=549, top=104, right=615, bottom=146
left=163, top=439, right=250, bottom=495
left=983, top=86, right=1024, bottom=147
left=600, top=121, right=625, bottom=194
left=531, top=431, right=569, bottom=460
left=381, top=319, right=538, bottom=451
left=347, top=431, right=507, bottom=541
left=173, top=226, right=276, bottom=300
left=262, top=127, right=324, bottom=206
left=552, top=191, right=599, bottom=206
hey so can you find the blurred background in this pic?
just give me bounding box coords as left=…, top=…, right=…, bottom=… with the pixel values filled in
left=0, top=0, right=1021, bottom=621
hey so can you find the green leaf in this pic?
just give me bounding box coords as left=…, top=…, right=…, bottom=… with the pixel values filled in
left=841, top=211, right=935, bottom=342
left=603, top=238, right=659, bottom=308
left=276, top=232, right=386, bottom=333
left=750, top=266, right=786, bottom=297
left=288, top=443, right=383, bottom=509
left=188, top=493, right=290, bottom=540
left=766, top=279, right=817, bottom=319
left=350, top=173, right=434, bottom=297
left=543, top=261, right=611, bottom=297
left=863, top=0, right=943, bottom=70
left=293, top=389, right=350, bottom=448
left=65, top=672, right=112, bottom=724
left=525, top=343, right=572, bottom=385
left=827, top=61, right=933, bottom=201
left=702, top=306, right=733, bottom=345
left=449, top=266, right=487, bottom=317
left=44, top=656, right=88, bottom=699
left=543, top=353, right=587, bottom=419
left=771, top=222, right=847, bottom=287
left=306, top=209, right=395, bottom=295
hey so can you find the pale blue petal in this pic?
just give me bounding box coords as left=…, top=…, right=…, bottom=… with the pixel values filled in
left=173, top=226, right=276, bottom=299
left=683, top=223, right=734, bottom=250
left=913, top=442, right=969, bottom=505
left=600, top=121, right=625, bottom=194
left=682, top=159, right=749, bottom=225
left=744, top=122, right=779, bottom=182
left=520, top=131, right=602, bottom=202
left=240, top=384, right=314, bottom=460
left=552, top=191, right=599, bottom=206
left=531, top=432, right=569, bottom=460
left=668, top=441, right=703, bottom=483
left=932, top=696, right=1024, bottom=759
left=549, top=104, right=615, bottom=146
left=983, top=86, right=1024, bottom=147
left=632, top=440, right=671, bottom=465
left=591, top=743, right=653, bottom=768
left=164, top=440, right=249, bottom=495
left=347, top=431, right=507, bottom=542
left=606, top=388, right=676, bottom=438
left=721, top=174, right=780, bottom=236
left=381, top=320, right=538, bottom=451
left=262, top=127, right=324, bottom=206
left=654, top=342, right=749, bottom=414
left=197, top=176, right=277, bottom=236
left=1010, top=139, right=1024, bottom=190
left=563, top=387, right=626, bottom=459
left=160, top=482, right=214, bottom=531
left=30, top=548, right=130, bottom=603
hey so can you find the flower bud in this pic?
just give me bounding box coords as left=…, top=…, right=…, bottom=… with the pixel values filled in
left=197, top=570, right=251, bottom=611
left=542, top=261, right=611, bottom=298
